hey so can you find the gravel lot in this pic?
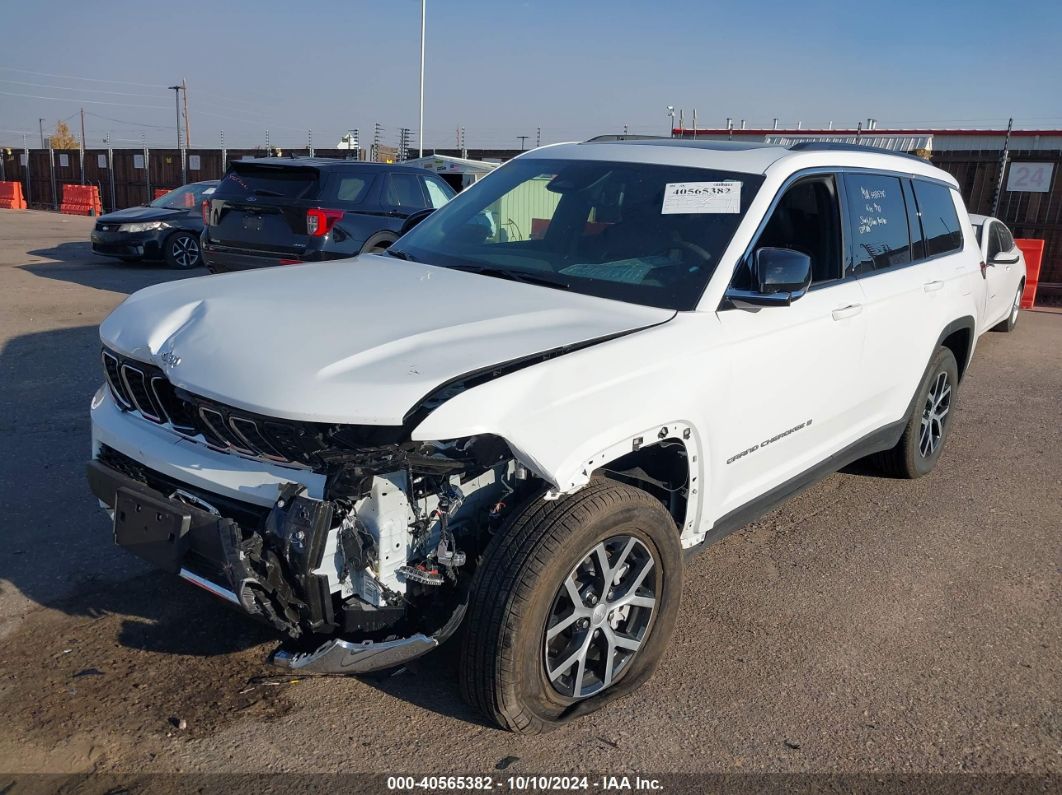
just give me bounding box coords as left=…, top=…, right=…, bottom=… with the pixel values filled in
left=0, top=209, right=1058, bottom=781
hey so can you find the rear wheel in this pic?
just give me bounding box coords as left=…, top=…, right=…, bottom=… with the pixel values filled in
left=874, top=346, right=959, bottom=478
left=461, top=478, right=683, bottom=734
left=992, top=283, right=1023, bottom=333
left=164, top=232, right=202, bottom=269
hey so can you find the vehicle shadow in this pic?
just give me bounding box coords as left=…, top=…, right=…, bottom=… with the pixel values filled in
left=356, top=633, right=495, bottom=729
left=22, top=242, right=204, bottom=295
left=0, top=323, right=269, bottom=658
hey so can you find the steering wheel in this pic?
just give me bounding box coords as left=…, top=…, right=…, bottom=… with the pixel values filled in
left=673, top=239, right=713, bottom=265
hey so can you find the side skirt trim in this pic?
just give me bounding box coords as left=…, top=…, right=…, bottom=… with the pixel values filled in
left=685, top=419, right=906, bottom=558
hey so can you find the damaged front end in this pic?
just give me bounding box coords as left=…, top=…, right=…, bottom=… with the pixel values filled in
left=90, top=415, right=529, bottom=674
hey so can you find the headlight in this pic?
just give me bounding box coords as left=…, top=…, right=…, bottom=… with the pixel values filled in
left=117, top=221, right=168, bottom=233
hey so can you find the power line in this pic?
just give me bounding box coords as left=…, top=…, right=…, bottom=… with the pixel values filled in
left=0, top=78, right=163, bottom=99
left=0, top=66, right=166, bottom=88
left=0, top=89, right=168, bottom=110
left=84, top=110, right=172, bottom=130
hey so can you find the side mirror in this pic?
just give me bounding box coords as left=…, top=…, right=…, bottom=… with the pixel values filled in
left=726, top=247, right=813, bottom=308
left=990, top=251, right=1019, bottom=266
left=399, top=208, right=435, bottom=236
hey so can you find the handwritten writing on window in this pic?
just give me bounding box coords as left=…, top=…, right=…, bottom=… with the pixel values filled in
left=858, top=185, right=888, bottom=235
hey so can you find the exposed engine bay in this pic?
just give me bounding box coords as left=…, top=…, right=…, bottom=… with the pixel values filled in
left=91, top=426, right=531, bottom=673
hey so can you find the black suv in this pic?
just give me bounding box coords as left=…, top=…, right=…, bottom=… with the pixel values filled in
left=201, top=158, right=455, bottom=273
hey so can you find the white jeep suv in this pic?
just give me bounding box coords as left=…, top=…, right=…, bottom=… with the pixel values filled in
left=89, top=138, right=991, bottom=733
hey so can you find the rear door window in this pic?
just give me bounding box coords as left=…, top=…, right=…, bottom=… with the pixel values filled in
left=385, top=173, right=428, bottom=208
left=328, top=174, right=372, bottom=204
left=912, top=180, right=963, bottom=256
left=842, top=173, right=912, bottom=274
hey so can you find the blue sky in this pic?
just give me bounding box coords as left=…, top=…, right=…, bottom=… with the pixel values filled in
left=2, top=0, right=1060, bottom=149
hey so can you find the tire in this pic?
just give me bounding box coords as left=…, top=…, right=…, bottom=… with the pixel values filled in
left=873, top=346, right=959, bottom=479
left=360, top=233, right=396, bottom=255
left=164, top=231, right=202, bottom=270
left=460, top=478, right=683, bottom=734
left=991, top=283, right=1023, bottom=333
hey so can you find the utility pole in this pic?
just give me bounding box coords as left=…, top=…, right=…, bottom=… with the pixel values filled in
left=168, top=85, right=183, bottom=150
left=398, top=127, right=411, bottom=161
left=372, top=122, right=382, bottom=162
left=692, top=108, right=697, bottom=137
left=418, top=0, right=426, bottom=157
left=181, top=78, right=191, bottom=147
left=517, top=135, right=528, bottom=151
left=991, top=117, right=1014, bottom=217
left=79, top=107, right=86, bottom=184
left=38, top=118, right=46, bottom=149
left=623, top=124, right=629, bottom=135
left=666, top=106, right=675, bottom=137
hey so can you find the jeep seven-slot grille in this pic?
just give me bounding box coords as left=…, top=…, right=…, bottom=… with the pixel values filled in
left=101, top=348, right=307, bottom=465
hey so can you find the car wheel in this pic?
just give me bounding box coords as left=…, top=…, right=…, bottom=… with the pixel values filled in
left=360, top=233, right=396, bottom=255
left=992, top=283, right=1023, bottom=333
left=461, top=478, right=683, bottom=734
left=874, top=346, right=959, bottom=479
left=164, top=232, right=202, bottom=270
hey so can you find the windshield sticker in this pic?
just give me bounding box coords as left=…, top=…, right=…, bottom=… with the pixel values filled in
left=661, top=181, right=741, bottom=214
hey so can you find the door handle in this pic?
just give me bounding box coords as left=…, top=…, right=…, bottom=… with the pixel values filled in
left=831, top=303, right=863, bottom=320
left=923, top=280, right=944, bottom=293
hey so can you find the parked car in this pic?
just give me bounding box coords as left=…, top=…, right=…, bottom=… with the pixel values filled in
left=969, top=214, right=1027, bottom=333
left=91, top=181, right=218, bottom=269
left=89, top=139, right=989, bottom=733
left=201, top=157, right=455, bottom=273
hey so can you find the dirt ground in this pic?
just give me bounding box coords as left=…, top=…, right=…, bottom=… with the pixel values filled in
left=0, top=209, right=1058, bottom=782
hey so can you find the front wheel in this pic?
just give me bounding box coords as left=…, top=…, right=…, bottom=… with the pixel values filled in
left=460, top=478, right=683, bottom=734
left=992, top=283, right=1023, bottom=333
left=164, top=232, right=202, bottom=269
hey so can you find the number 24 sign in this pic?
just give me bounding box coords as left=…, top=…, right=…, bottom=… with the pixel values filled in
left=1006, top=162, right=1054, bottom=193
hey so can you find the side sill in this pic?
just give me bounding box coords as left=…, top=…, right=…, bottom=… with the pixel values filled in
left=683, top=419, right=905, bottom=560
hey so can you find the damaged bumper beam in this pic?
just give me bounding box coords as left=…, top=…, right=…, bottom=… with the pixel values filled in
left=271, top=634, right=438, bottom=674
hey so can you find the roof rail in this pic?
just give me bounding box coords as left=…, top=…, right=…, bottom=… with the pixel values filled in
left=584, top=134, right=668, bottom=142
left=786, top=141, right=927, bottom=162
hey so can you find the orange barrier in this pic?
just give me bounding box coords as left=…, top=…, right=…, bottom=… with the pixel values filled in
left=59, top=184, right=103, bottom=217
left=0, top=180, right=27, bottom=209
left=1015, top=238, right=1044, bottom=309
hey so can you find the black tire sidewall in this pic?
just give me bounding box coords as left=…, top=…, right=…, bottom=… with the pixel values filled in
left=489, top=489, right=683, bottom=729
left=165, top=232, right=201, bottom=269
left=904, top=347, right=959, bottom=477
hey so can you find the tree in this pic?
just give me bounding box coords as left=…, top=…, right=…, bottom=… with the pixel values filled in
left=49, top=121, right=78, bottom=150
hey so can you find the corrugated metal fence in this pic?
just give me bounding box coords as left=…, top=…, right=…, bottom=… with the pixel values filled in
left=930, top=149, right=1062, bottom=288
left=1, top=144, right=1059, bottom=292
left=0, top=147, right=366, bottom=213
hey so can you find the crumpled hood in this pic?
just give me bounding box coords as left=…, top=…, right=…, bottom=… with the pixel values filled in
left=100, top=255, right=674, bottom=425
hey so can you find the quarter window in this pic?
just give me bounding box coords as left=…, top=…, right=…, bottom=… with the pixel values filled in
left=912, top=180, right=963, bottom=257
left=843, top=174, right=912, bottom=275
left=422, top=177, right=453, bottom=209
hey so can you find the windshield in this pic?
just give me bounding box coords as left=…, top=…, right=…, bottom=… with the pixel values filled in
left=392, top=157, right=763, bottom=310
left=150, top=182, right=216, bottom=210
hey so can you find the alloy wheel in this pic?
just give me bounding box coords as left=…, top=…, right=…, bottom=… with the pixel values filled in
left=172, top=235, right=200, bottom=268
left=919, top=371, right=952, bottom=457
left=544, top=535, right=658, bottom=699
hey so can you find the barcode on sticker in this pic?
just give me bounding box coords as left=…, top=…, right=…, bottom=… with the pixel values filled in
left=662, top=181, right=741, bottom=214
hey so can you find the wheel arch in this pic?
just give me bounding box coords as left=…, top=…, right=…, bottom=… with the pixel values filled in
left=937, top=315, right=975, bottom=380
